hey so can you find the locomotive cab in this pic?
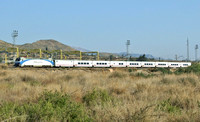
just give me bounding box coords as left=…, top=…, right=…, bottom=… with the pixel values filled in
left=14, top=57, right=26, bottom=67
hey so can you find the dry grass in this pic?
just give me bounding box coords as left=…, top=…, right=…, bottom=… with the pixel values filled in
left=0, top=67, right=200, bottom=121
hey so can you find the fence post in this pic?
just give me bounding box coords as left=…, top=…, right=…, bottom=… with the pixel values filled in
left=60, top=49, right=63, bottom=60
left=5, top=54, right=7, bottom=66
left=97, top=51, right=99, bottom=60
left=17, top=47, right=19, bottom=58
left=80, top=51, right=82, bottom=60
left=40, top=49, right=42, bottom=58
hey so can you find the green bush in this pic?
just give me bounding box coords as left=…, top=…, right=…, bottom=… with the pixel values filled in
left=135, top=72, right=155, bottom=78
left=0, top=91, right=92, bottom=121
left=157, top=68, right=172, bottom=74
left=128, top=69, right=132, bottom=72
left=157, top=98, right=182, bottom=114
left=174, top=67, right=186, bottom=75
left=160, top=78, right=173, bottom=84
left=109, top=72, right=126, bottom=79
left=83, top=89, right=112, bottom=106
left=128, top=68, right=136, bottom=73
left=185, top=63, right=200, bottom=73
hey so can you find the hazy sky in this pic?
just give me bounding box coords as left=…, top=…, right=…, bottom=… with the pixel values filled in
left=1, top=0, right=200, bottom=60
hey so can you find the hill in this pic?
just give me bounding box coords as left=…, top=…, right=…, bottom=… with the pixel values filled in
left=0, top=40, right=13, bottom=48
left=18, top=39, right=76, bottom=51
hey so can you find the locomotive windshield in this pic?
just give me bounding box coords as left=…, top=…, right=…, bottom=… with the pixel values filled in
left=15, top=57, right=21, bottom=61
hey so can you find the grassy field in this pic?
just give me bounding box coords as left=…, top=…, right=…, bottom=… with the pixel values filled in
left=0, top=65, right=200, bottom=121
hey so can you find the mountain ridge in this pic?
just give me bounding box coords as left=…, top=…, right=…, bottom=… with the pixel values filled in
left=18, top=39, right=76, bottom=51
left=0, top=39, right=76, bottom=51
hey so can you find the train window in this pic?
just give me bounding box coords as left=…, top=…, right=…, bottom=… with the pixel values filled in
left=119, top=63, right=123, bottom=65
left=131, top=63, right=138, bottom=65
left=171, top=64, right=178, bottom=66
left=87, top=63, right=89, bottom=65
left=78, top=62, right=80, bottom=64
left=81, top=63, right=83, bottom=64
left=159, top=64, right=166, bottom=65
left=105, top=63, right=107, bottom=65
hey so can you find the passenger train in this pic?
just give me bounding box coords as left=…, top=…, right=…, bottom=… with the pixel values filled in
left=14, top=57, right=192, bottom=68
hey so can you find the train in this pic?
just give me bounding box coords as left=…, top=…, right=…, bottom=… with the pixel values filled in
left=14, top=57, right=192, bottom=68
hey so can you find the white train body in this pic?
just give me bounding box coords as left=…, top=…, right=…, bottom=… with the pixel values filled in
left=141, top=62, right=156, bottom=68
left=168, top=62, right=182, bottom=68
left=15, top=57, right=192, bottom=68
left=73, top=60, right=93, bottom=67
left=110, top=61, right=127, bottom=67
left=127, top=62, right=142, bottom=67
left=180, top=62, right=191, bottom=67
left=155, top=62, right=169, bottom=68
left=92, top=61, right=110, bottom=67
left=55, top=60, right=73, bottom=67
left=19, top=59, right=54, bottom=67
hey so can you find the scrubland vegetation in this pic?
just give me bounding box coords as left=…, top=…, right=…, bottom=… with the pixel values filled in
left=0, top=64, right=200, bottom=121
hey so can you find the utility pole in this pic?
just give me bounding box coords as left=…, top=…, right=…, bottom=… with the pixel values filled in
left=187, top=38, right=189, bottom=61
left=195, top=44, right=198, bottom=61
left=175, top=54, right=178, bottom=61
left=12, top=30, right=18, bottom=59
left=126, top=40, right=130, bottom=60
left=12, top=30, right=18, bottom=48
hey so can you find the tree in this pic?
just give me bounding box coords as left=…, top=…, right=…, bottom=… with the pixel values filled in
left=136, top=54, right=148, bottom=61
left=109, top=55, right=113, bottom=61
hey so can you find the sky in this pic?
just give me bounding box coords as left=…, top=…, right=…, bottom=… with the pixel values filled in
left=0, top=0, right=200, bottom=60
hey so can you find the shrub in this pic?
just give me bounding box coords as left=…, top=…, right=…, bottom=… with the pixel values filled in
left=135, top=72, right=155, bottom=78
left=185, top=63, right=200, bottom=73
left=21, top=74, right=35, bottom=82
left=0, top=91, right=92, bottom=121
left=174, top=67, right=186, bottom=75
left=157, top=68, right=172, bottom=74
left=63, top=75, right=73, bottom=81
left=83, top=89, right=112, bottom=106
left=178, top=77, right=197, bottom=86
left=128, top=69, right=132, bottom=72
left=160, top=78, right=173, bottom=84
left=157, top=98, right=182, bottom=114
left=0, top=102, right=26, bottom=121
left=0, top=71, right=7, bottom=76
left=0, top=65, right=8, bottom=69
left=109, top=72, right=127, bottom=79
left=128, top=68, right=136, bottom=73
